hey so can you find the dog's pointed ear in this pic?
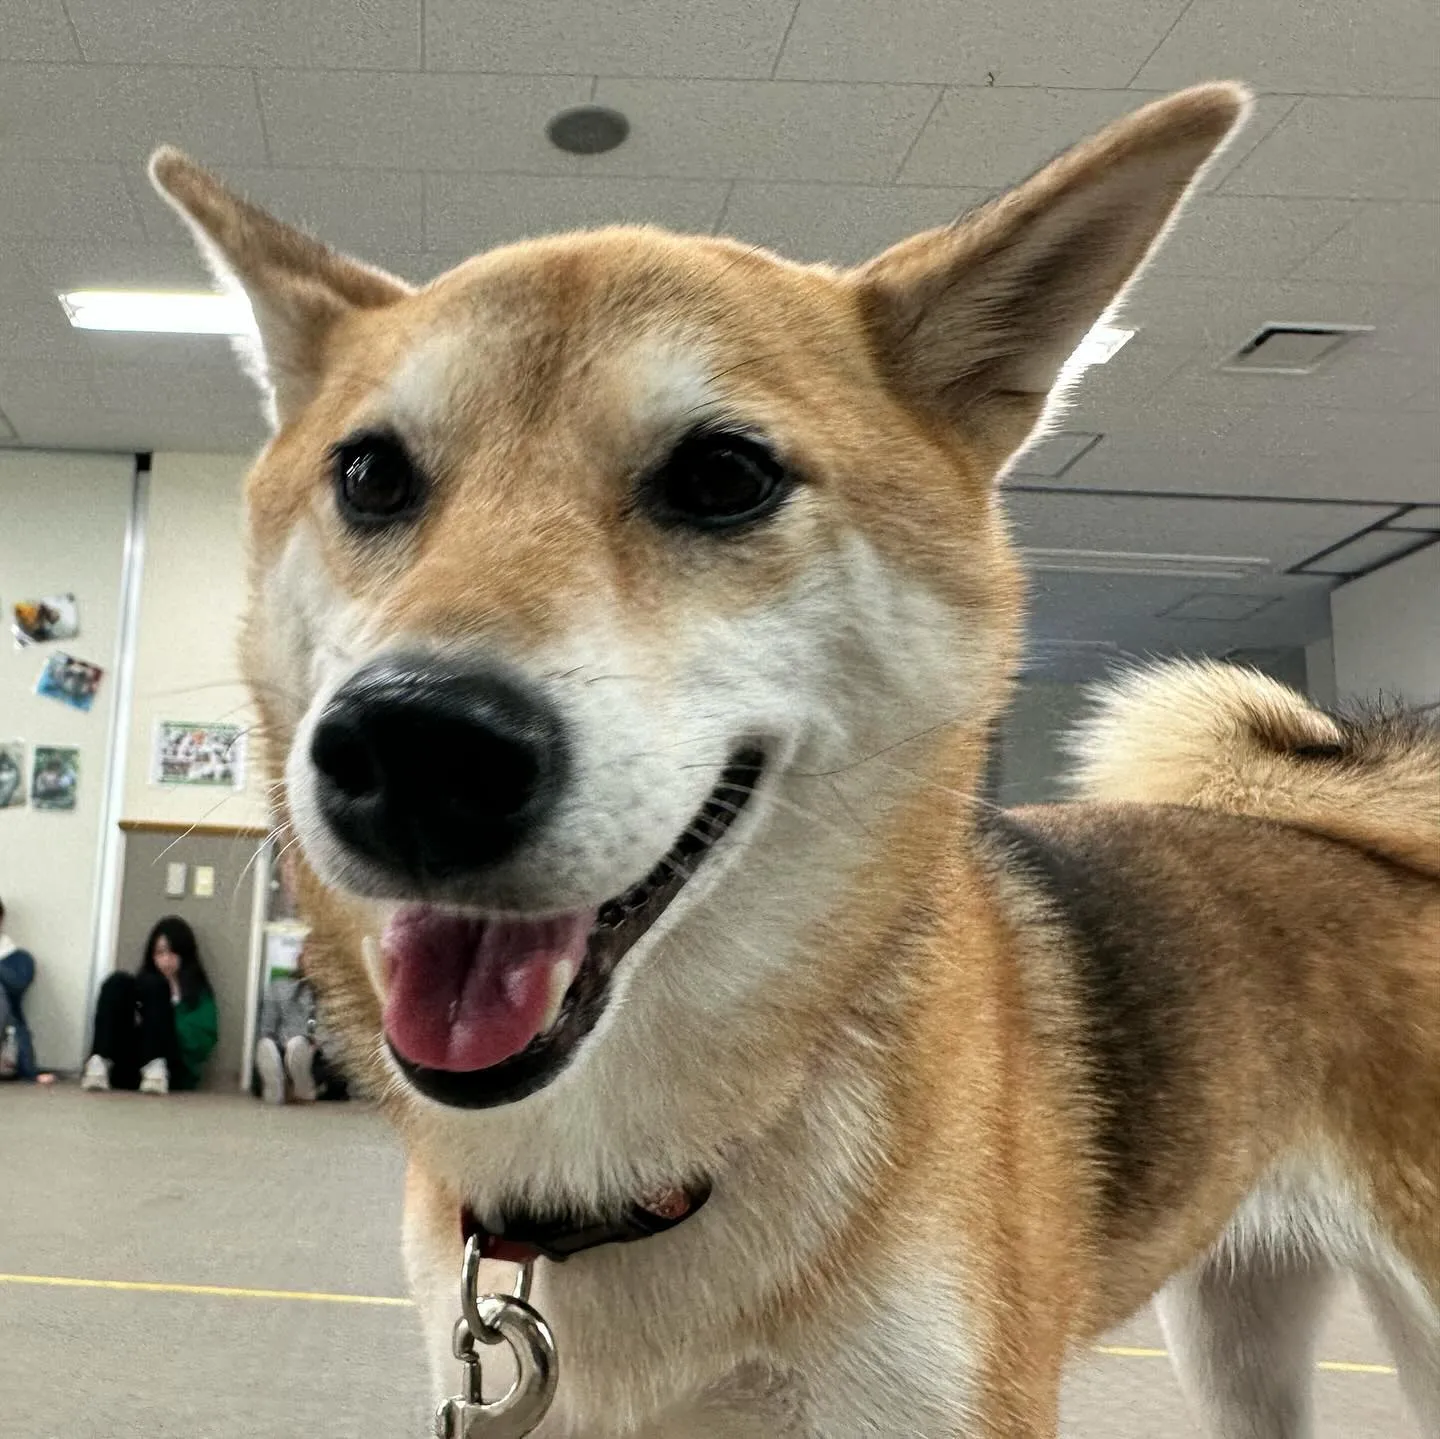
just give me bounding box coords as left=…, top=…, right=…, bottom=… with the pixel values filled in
left=149, top=147, right=412, bottom=426
left=852, top=83, right=1249, bottom=462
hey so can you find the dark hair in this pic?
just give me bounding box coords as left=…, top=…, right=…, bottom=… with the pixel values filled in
left=140, top=916, right=212, bottom=1006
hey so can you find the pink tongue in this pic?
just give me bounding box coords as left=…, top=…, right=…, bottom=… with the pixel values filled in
left=382, top=907, right=597, bottom=1072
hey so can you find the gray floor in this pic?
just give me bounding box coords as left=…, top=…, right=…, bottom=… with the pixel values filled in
left=0, top=1086, right=1418, bottom=1438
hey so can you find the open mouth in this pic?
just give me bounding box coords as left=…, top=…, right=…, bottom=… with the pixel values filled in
left=384, top=748, right=766, bottom=1109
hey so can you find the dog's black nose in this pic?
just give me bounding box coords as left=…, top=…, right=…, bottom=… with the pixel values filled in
left=310, top=656, right=567, bottom=879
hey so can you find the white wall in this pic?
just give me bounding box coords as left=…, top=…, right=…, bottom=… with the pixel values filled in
left=1330, top=542, right=1440, bottom=706
left=995, top=680, right=1093, bottom=807
left=1305, top=635, right=1338, bottom=709
left=0, top=450, right=136, bottom=1069
left=122, top=452, right=269, bottom=831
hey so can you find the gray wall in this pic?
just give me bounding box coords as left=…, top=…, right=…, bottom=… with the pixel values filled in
left=113, top=828, right=263, bottom=1089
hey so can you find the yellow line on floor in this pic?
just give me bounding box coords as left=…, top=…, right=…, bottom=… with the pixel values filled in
left=0, top=1273, right=413, bottom=1307
left=1093, top=1344, right=1397, bottom=1376
left=0, top=1275, right=1401, bottom=1375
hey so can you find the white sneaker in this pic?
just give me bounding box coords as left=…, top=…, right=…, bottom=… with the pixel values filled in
left=255, top=1036, right=286, bottom=1105
left=138, top=1058, right=169, bottom=1095
left=284, top=1035, right=318, bottom=1103
left=80, top=1054, right=111, bottom=1092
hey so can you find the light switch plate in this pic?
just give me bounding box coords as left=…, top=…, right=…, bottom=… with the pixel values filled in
left=165, top=862, right=187, bottom=898
left=192, top=865, right=215, bottom=899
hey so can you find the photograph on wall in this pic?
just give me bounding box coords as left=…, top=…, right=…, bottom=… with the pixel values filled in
left=31, top=747, right=79, bottom=811
left=0, top=743, right=25, bottom=809
left=151, top=721, right=247, bottom=790
left=35, top=653, right=104, bottom=712
left=12, top=593, right=80, bottom=647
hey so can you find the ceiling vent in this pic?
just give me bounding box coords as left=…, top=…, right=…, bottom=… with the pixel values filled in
left=1022, top=548, right=1271, bottom=580
left=1221, top=323, right=1371, bottom=375
left=1157, top=592, right=1280, bottom=622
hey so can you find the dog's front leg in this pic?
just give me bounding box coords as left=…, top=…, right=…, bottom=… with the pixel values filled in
left=785, top=1269, right=1059, bottom=1439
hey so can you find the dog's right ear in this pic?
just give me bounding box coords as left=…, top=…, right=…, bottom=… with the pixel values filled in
left=149, top=148, right=411, bottom=427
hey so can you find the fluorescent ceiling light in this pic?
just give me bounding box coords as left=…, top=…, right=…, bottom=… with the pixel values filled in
left=1059, top=323, right=1134, bottom=382
left=58, top=289, right=256, bottom=336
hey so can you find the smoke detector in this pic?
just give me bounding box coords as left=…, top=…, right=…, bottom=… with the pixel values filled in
left=1221, top=323, right=1372, bottom=375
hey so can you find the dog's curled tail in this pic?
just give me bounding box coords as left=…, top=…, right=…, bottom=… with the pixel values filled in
left=1065, top=659, right=1440, bottom=880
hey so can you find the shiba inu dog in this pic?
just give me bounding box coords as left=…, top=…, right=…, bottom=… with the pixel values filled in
left=150, top=83, right=1440, bottom=1438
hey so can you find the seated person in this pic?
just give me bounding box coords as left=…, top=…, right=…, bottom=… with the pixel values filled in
left=254, top=953, right=348, bottom=1104
left=0, top=896, right=38, bottom=1081
left=81, top=916, right=218, bottom=1095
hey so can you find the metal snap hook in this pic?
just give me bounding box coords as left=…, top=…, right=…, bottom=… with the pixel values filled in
left=435, top=1240, right=558, bottom=1437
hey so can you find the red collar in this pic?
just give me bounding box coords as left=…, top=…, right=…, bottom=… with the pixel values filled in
left=461, top=1181, right=712, bottom=1265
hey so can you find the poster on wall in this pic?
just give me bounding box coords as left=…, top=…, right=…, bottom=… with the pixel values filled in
left=35, top=653, right=103, bottom=712
left=12, top=593, right=79, bottom=647
left=151, top=721, right=247, bottom=790
left=0, top=743, right=25, bottom=809
left=31, top=746, right=79, bottom=810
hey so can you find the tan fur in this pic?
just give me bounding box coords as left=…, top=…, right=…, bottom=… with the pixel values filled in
left=149, top=82, right=1440, bottom=1438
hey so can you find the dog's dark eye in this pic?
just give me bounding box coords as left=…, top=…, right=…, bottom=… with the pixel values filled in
left=331, top=432, right=425, bottom=527
left=646, top=431, right=792, bottom=531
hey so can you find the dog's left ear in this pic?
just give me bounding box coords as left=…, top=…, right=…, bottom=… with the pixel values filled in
left=853, top=83, right=1249, bottom=463
left=149, top=147, right=411, bottom=427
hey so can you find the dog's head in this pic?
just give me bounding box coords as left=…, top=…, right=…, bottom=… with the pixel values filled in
left=152, top=86, right=1245, bottom=1132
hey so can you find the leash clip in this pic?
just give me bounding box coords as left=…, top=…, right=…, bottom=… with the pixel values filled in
left=434, top=1238, right=558, bottom=1438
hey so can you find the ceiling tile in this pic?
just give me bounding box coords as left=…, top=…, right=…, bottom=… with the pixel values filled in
left=0, top=408, right=17, bottom=443
left=1021, top=569, right=1334, bottom=660
left=775, top=0, right=1184, bottom=86
left=0, top=362, right=102, bottom=416
left=1295, top=527, right=1437, bottom=574
left=1005, top=488, right=1394, bottom=569
left=1219, top=97, right=1440, bottom=201
left=1150, top=337, right=1436, bottom=412
left=561, top=79, right=939, bottom=184
left=1058, top=342, right=1204, bottom=427
left=1402, top=379, right=1438, bottom=412
left=587, top=78, right=939, bottom=182
left=1133, top=0, right=1439, bottom=99
left=17, top=240, right=213, bottom=294
left=424, top=174, right=728, bottom=251
left=1218, top=405, right=1437, bottom=468
left=258, top=70, right=590, bottom=170
left=0, top=257, right=94, bottom=362
left=1146, top=196, right=1355, bottom=279
left=1193, top=93, right=1301, bottom=193
left=88, top=362, right=262, bottom=414
left=1010, top=431, right=1101, bottom=478
left=0, top=162, right=146, bottom=242
left=1057, top=443, right=1438, bottom=504
left=426, top=0, right=794, bottom=78
left=0, top=0, right=81, bottom=60
left=0, top=63, right=267, bottom=164
left=899, top=88, right=1295, bottom=194
left=719, top=182, right=988, bottom=264
left=1388, top=505, right=1440, bottom=530
left=5, top=400, right=265, bottom=454
left=65, top=0, right=421, bottom=67
left=77, top=331, right=252, bottom=373
left=1289, top=202, right=1440, bottom=283
left=1119, top=272, right=1418, bottom=349
left=899, top=87, right=1151, bottom=187
left=137, top=167, right=426, bottom=255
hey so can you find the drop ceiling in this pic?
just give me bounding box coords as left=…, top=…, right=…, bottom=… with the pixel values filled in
left=0, top=0, right=1436, bottom=671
